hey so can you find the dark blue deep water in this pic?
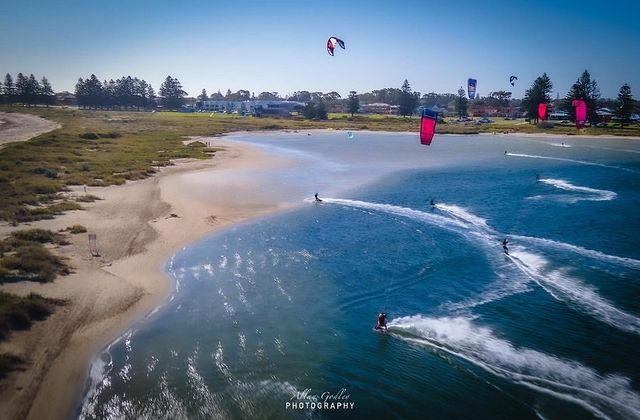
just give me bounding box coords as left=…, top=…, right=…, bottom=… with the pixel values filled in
left=81, top=132, right=640, bottom=419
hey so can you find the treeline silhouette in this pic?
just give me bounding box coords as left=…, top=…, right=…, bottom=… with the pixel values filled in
left=75, top=74, right=157, bottom=110
left=1, top=73, right=55, bottom=106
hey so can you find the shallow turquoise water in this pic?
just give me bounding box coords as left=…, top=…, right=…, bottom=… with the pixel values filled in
left=80, top=132, right=640, bottom=419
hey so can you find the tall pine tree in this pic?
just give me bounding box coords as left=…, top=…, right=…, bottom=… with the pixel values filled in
left=15, top=73, right=29, bottom=105
left=456, top=88, right=468, bottom=119
left=197, top=88, right=209, bottom=102
left=26, top=74, right=41, bottom=106
left=347, top=91, right=359, bottom=116
left=398, top=80, right=419, bottom=117
left=40, top=77, right=55, bottom=106
left=564, top=70, right=600, bottom=123
left=3, top=74, right=15, bottom=105
left=159, top=76, right=187, bottom=110
left=615, top=84, right=634, bottom=128
left=521, top=73, right=553, bottom=123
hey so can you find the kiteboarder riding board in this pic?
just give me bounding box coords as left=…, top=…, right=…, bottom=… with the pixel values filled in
left=314, top=193, right=322, bottom=202
left=374, top=312, right=388, bottom=333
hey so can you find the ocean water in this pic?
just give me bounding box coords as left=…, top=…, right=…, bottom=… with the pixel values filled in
left=79, top=132, right=640, bottom=419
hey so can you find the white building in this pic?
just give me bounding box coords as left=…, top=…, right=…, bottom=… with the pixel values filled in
left=195, top=100, right=305, bottom=116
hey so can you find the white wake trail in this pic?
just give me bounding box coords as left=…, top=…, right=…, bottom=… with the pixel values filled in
left=512, top=235, right=640, bottom=271
left=506, top=153, right=638, bottom=173
left=507, top=248, right=640, bottom=335
left=389, top=315, right=640, bottom=419
left=324, top=198, right=640, bottom=334
left=538, top=178, right=617, bottom=202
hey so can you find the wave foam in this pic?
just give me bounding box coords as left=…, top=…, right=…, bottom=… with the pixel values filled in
left=390, top=315, right=640, bottom=419
left=506, top=153, right=637, bottom=173
left=539, top=178, right=617, bottom=202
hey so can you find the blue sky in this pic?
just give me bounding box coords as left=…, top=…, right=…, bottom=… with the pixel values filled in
left=1, top=0, right=639, bottom=98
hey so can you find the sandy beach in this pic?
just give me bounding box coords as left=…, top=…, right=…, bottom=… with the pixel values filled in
left=0, top=111, right=61, bottom=147
left=0, top=133, right=293, bottom=419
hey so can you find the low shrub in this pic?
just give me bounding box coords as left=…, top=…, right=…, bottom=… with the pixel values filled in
left=65, top=225, right=87, bottom=234
left=79, top=132, right=99, bottom=140
left=1, top=245, right=67, bottom=282
left=10, top=229, right=61, bottom=244
left=75, top=194, right=101, bottom=203
left=0, top=353, right=25, bottom=379
left=32, top=167, right=58, bottom=179
left=537, top=121, right=555, bottom=129
left=97, top=132, right=121, bottom=139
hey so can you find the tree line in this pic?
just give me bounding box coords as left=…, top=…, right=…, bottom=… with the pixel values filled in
left=1, top=73, right=55, bottom=106
left=3, top=70, right=637, bottom=124
left=521, top=70, right=637, bottom=126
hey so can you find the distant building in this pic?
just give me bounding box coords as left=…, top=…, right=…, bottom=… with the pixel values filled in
left=360, top=103, right=392, bottom=114
left=55, top=91, right=76, bottom=106
left=418, top=105, right=448, bottom=117
left=195, top=100, right=305, bottom=116
left=596, top=107, right=614, bottom=122
left=548, top=110, right=570, bottom=120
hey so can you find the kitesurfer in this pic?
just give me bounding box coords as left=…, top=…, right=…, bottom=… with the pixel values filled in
left=315, top=193, right=322, bottom=202
left=536, top=173, right=540, bottom=180
left=430, top=199, right=435, bottom=206
left=504, top=150, right=508, bottom=155
left=502, top=238, right=509, bottom=255
left=375, top=313, right=387, bottom=331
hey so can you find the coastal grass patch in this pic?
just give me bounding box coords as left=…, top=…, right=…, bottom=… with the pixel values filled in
left=9, top=228, right=68, bottom=245
left=0, top=292, right=64, bottom=341
left=0, top=245, right=69, bottom=283
left=64, top=225, right=87, bottom=234
left=0, top=353, right=25, bottom=379
left=0, top=229, right=71, bottom=283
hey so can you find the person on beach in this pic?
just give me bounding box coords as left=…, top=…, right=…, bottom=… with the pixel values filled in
left=502, top=238, right=509, bottom=255
left=375, top=313, right=387, bottom=331
left=315, top=193, right=322, bottom=202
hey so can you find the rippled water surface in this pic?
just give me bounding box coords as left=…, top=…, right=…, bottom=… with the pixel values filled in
left=80, top=132, right=640, bottom=419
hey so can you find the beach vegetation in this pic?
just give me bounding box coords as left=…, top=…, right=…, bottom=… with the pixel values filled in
left=64, top=225, right=87, bottom=234
left=74, top=194, right=101, bottom=202
left=0, top=229, right=71, bottom=282
left=0, top=353, right=25, bottom=379
left=9, top=229, right=67, bottom=245
left=0, top=292, right=64, bottom=341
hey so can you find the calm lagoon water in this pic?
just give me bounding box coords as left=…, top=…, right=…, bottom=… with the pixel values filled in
left=80, top=131, right=640, bottom=419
